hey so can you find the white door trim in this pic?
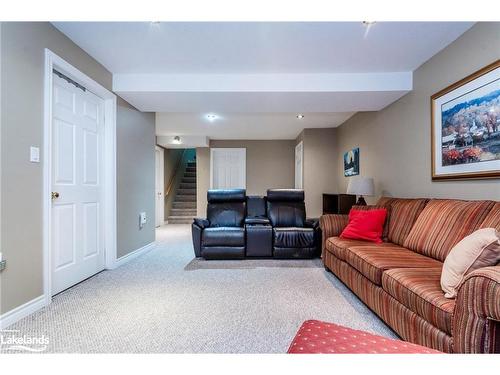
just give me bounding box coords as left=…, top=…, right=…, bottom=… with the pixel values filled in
left=155, top=146, right=165, bottom=227
left=295, top=141, right=304, bottom=189
left=43, top=49, right=117, bottom=306
left=209, top=148, right=246, bottom=189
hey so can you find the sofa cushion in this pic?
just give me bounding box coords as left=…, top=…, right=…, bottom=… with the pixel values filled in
left=344, top=245, right=442, bottom=285
left=376, top=196, right=395, bottom=207
left=382, top=268, right=456, bottom=335
left=480, top=202, right=500, bottom=231
left=274, top=227, right=314, bottom=248
left=325, top=237, right=394, bottom=261
left=403, top=199, right=494, bottom=262
left=202, top=227, right=245, bottom=247
left=385, top=198, right=428, bottom=246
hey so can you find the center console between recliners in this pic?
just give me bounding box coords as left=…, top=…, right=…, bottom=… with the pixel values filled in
left=192, top=189, right=320, bottom=260
left=245, top=196, right=273, bottom=257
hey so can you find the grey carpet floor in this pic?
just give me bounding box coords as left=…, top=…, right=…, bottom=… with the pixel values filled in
left=3, top=224, right=397, bottom=353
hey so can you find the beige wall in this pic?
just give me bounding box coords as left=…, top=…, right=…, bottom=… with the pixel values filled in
left=196, top=148, right=210, bottom=217
left=299, top=128, right=339, bottom=217
left=195, top=140, right=295, bottom=217
left=0, top=22, right=155, bottom=314
left=336, top=22, right=500, bottom=204
left=117, top=104, right=156, bottom=258
left=210, top=140, right=295, bottom=195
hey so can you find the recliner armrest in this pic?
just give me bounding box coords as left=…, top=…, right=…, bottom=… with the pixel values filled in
left=193, top=218, right=210, bottom=229
left=245, top=217, right=271, bottom=225
left=305, top=218, right=319, bottom=229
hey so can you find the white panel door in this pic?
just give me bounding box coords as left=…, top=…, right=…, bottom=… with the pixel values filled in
left=51, top=73, right=105, bottom=295
left=155, top=146, right=164, bottom=227
left=295, top=141, right=303, bottom=189
left=210, top=148, right=246, bottom=189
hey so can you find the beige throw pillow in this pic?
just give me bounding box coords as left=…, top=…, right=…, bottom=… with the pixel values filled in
left=441, top=228, right=500, bottom=298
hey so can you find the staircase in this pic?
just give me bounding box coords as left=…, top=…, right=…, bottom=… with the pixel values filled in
left=167, top=161, right=197, bottom=224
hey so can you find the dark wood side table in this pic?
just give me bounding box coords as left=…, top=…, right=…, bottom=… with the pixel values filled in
left=322, top=194, right=356, bottom=215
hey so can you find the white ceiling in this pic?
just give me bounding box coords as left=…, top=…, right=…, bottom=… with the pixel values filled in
left=53, top=22, right=473, bottom=141
left=53, top=22, right=473, bottom=74
left=156, top=112, right=355, bottom=141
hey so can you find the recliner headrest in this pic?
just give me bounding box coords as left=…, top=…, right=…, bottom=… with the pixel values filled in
left=266, top=189, right=304, bottom=202
left=207, top=189, right=246, bottom=203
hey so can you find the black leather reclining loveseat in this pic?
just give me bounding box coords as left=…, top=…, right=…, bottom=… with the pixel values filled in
left=192, top=189, right=320, bottom=260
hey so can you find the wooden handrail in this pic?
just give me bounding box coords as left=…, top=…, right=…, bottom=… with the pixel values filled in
left=165, top=149, right=187, bottom=196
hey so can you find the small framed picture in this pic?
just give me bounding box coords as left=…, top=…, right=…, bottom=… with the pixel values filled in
left=344, top=147, right=359, bottom=177
left=431, top=60, right=500, bottom=180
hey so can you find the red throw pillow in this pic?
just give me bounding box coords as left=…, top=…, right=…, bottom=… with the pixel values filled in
left=340, top=208, right=388, bottom=243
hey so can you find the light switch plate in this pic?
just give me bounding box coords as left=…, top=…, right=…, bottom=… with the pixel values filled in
left=30, top=146, right=40, bottom=163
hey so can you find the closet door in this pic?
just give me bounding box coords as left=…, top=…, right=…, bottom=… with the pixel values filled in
left=210, top=148, right=246, bottom=189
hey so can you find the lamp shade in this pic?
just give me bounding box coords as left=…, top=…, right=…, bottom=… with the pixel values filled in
left=347, top=176, right=375, bottom=196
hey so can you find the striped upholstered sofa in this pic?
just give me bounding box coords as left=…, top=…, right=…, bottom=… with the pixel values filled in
left=320, top=197, right=500, bottom=353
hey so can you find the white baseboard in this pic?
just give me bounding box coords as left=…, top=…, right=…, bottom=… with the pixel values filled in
left=0, top=295, right=47, bottom=329
left=112, top=241, right=156, bottom=269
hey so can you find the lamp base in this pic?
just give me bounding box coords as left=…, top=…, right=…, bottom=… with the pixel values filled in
left=356, top=196, right=367, bottom=206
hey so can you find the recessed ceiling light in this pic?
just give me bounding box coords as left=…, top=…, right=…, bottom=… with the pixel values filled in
left=296, top=114, right=305, bottom=119
left=362, top=21, right=376, bottom=25
left=206, top=114, right=219, bottom=122
left=172, top=136, right=181, bottom=144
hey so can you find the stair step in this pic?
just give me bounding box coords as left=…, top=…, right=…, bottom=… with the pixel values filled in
left=176, top=195, right=196, bottom=202
left=185, top=167, right=196, bottom=173
left=182, top=178, right=196, bottom=184
left=167, top=215, right=195, bottom=224
left=170, top=209, right=197, bottom=215
left=187, top=162, right=196, bottom=168
left=179, top=182, right=196, bottom=189
left=184, top=172, right=196, bottom=178
left=173, top=201, right=196, bottom=209
left=177, top=188, right=196, bottom=195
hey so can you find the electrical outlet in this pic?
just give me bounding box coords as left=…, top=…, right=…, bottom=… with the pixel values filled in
left=139, top=212, right=147, bottom=229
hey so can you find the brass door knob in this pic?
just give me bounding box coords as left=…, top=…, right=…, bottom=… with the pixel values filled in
left=51, top=192, right=60, bottom=200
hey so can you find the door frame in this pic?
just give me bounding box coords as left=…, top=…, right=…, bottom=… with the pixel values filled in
left=295, top=141, right=303, bottom=189
left=210, top=148, right=247, bottom=189
left=43, top=49, right=117, bottom=305
left=155, top=146, right=165, bottom=226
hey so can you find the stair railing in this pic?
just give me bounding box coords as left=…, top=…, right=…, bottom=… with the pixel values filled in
left=165, top=149, right=188, bottom=197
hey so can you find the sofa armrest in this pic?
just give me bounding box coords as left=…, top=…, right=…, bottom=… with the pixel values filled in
left=319, top=214, right=349, bottom=236
left=453, top=266, right=500, bottom=353
left=319, top=214, right=349, bottom=258
left=193, top=218, right=210, bottom=229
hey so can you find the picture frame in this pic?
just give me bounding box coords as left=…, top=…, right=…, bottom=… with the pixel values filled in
left=344, top=147, right=359, bottom=177
left=431, top=60, right=500, bottom=180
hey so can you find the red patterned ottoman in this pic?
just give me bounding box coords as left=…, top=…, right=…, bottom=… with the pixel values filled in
left=287, top=320, right=442, bottom=354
